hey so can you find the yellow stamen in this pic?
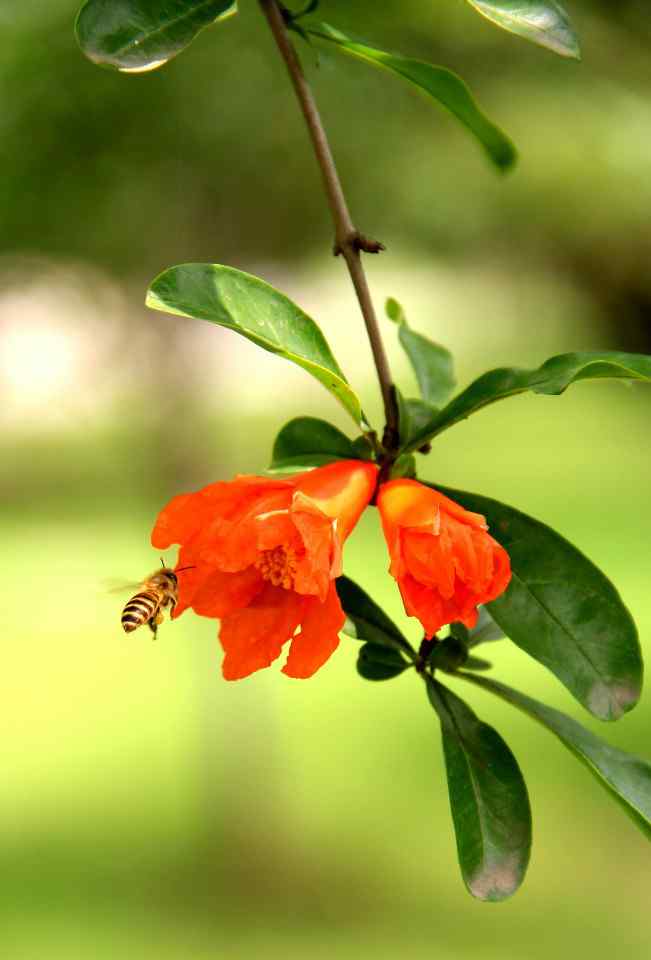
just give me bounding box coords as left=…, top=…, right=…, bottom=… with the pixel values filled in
left=254, top=546, right=298, bottom=590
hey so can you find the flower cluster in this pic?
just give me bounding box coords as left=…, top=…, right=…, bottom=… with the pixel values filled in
left=152, top=461, right=511, bottom=680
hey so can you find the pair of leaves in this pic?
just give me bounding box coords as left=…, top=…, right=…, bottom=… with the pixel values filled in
left=339, top=576, right=530, bottom=901
left=458, top=672, right=651, bottom=841
left=428, top=667, right=651, bottom=901
left=340, top=572, right=532, bottom=900
left=337, top=575, right=414, bottom=681
left=339, top=575, right=651, bottom=900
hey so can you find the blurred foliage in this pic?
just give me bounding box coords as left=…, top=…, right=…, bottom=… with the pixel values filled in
left=1, top=1, right=651, bottom=347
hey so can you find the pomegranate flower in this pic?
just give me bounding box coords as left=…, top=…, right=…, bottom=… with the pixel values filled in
left=151, top=460, right=378, bottom=680
left=377, top=479, right=511, bottom=639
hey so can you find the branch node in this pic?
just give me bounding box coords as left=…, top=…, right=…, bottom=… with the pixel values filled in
left=333, top=231, right=386, bottom=257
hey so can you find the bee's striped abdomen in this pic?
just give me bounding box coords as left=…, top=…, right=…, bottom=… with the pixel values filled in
left=121, top=591, right=160, bottom=633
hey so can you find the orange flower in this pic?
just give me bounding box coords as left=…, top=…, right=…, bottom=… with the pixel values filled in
left=151, top=460, right=378, bottom=680
left=377, top=479, right=511, bottom=638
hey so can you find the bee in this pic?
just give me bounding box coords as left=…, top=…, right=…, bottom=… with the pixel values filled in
left=120, top=561, right=193, bottom=637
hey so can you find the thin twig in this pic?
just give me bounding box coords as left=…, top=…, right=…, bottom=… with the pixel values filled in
left=258, top=0, right=401, bottom=453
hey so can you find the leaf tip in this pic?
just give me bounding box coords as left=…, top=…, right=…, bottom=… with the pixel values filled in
left=467, top=853, right=524, bottom=902
left=385, top=297, right=406, bottom=326
left=495, top=139, right=518, bottom=174
left=587, top=679, right=642, bottom=722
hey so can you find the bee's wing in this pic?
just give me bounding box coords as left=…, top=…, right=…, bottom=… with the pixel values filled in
left=104, top=578, right=143, bottom=595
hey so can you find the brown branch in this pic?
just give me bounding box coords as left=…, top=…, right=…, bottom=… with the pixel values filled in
left=258, top=0, right=400, bottom=453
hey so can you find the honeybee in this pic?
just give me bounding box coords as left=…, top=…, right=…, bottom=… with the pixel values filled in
left=120, top=561, right=193, bottom=637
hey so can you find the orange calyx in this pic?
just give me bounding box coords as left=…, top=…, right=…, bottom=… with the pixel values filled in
left=254, top=545, right=299, bottom=590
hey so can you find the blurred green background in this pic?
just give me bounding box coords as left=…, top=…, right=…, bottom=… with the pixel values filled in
left=3, top=1, right=651, bottom=957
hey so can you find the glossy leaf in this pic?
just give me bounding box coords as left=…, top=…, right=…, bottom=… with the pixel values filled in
left=459, top=673, right=651, bottom=840
left=357, top=643, right=410, bottom=681
left=427, top=677, right=531, bottom=901
left=269, top=417, right=356, bottom=472
left=465, top=1, right=580, bottom=60
left=307, top=23, right=516, bottom=171
left=386, top=298, right=456, bottom=407
left=437, top=485, right=642, bottom=721
left=337, top=576, right=415, bottom=659
left=407, top=351, right=651, bottom=450
left=76, top=0, right=237, bottom=72
left=147, top=263, right=365, bottom=425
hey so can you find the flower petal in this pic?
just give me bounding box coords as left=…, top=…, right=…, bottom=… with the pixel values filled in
left=152, top=493, right=198, bottom=550
left=295, top=460, right=378, bottom=542
left=291, top=506, right=334, bottom=601
left=403, top=529, right=455, bottom=598
left=399, top=574, right=445, bottom=639
left=219, top=584, right=305, bottom=681
left=198, top=487, right=293, bottom=572
left=192, top=565, right=264, bottom=619
left=282, top=584, right=344, bottom=679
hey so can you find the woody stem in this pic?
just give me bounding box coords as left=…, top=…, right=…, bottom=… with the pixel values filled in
left=258, top=0, right=401, bottom=454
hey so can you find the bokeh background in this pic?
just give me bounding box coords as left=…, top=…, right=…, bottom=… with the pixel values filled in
left=3, top=1, right=651, bottom=957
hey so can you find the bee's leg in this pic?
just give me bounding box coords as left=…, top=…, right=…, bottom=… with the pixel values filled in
left=148, top=613, right=164, bottom=639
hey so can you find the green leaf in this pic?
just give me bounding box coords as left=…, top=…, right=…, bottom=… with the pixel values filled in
left=436, top=485, right=643, bottom=721
left=429, top=636, right=492, bottom=673
left=459, top=673, right=651, bottom=840
left=386, top=298, right=456, bottom=407
left=465, top=656, right=493, bottom=672
left=351, top=435, right=375, bottom=461
left=451, top=606, right=505, bottom=648
left=357, top=643, right=410, bottom=681
left=385, top=297, right=407, bottom=326
left=306, top=23, right=516, bottom=171
left=147, top=263, right=365, bottom=426
left=426, top=677, right=531, bottom=901
left=406, top=351, right=651, bottom=450
left=396, top=391, right=438, bottom=452
left=337, top=576, right=415, bottom=659
left=430, top=636, right=469, bottom=672
left=269, top=417, right=356, bottom=472
left=389, top=453, right=417, bottom=480
left=76, top=0, right=237, bottom=73
left=464, top=1, right=581, bottom=60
